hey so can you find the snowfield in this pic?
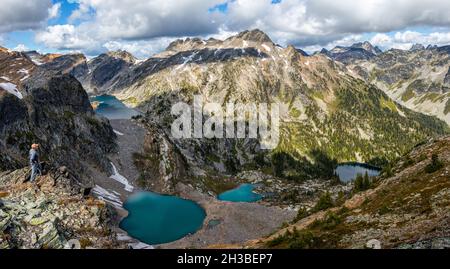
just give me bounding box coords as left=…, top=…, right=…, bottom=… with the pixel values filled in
left=0, top=82, right=23, bottom=99
left=110, top=162, right=134, bottom=192
left=92, top=185, right=123, bottom=208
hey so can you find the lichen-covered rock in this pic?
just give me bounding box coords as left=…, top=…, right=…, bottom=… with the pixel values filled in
left=0, top=168, right=124, bottom=249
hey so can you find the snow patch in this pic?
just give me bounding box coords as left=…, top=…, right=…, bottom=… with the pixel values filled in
left=0, top=82, right=23, bottom=99
left=113, top=130, right=124, bottom=136
left=18, top=68, right=29, bottom=75
left=262, top=44, right=272, bottom=52
left=92, top=185, right=123, bottom=208
left=397, top=109, right=406, bottom=117
left=176, top=52, right=198, bottom=70
left=110, top=162, right=134, bottom=192
left=128, top=242, right=154, bottom=249
left=0, top=76, right=10, bottom=81
left=29, top=56, right=43, bottom=66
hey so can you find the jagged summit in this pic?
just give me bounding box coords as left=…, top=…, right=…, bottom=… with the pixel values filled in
left=322, top=41, right=383, bottom=64
left=166, top=37, right=207, bottom=52
left=351, top=41, right=383, bottom=55
left=106, top=50, right=136, bottom=63
left=165, top=29, right=274, bottom=54
left=410, top=43, right=425, bottom=51
left=327, top=41, right=382, bottom=56
left=232, top=29, right=273, bottom=44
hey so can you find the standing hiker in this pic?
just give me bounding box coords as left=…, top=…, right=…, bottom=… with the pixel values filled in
left=29, top=144, right=41, bottom=182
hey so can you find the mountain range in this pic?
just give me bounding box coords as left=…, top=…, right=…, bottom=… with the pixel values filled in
left=319, top=42, right=450, bottom=125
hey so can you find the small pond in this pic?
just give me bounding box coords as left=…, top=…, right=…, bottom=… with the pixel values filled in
left=335, top=163, right=381, bottom=183
left=217, top=184, right=263, bottom=203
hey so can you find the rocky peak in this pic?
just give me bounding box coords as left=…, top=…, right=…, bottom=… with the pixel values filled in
left=166, top=38, right=206, bottom=52
left=410, top=43, right=425, bottom=51
left=323, top=42, right=381, bottom=64
left=106, top=50, right=137, bottom=63
left=40, top=53, right=88, bottom=78
left=25, top=51, right=63, bottom=66
left=233, top=29, right=273, bottom=44
left=351, top=41, right=382, bottom=55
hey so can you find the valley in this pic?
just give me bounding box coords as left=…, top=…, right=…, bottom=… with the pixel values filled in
left=0, top=29, right=449, bottom=249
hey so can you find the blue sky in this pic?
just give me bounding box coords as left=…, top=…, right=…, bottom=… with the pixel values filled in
left=1, top=0, right=78, bottom=51
left=1, top=0, right=450, bottom=58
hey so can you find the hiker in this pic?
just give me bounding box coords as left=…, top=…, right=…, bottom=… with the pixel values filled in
left=29, top=144, right=42, bottom=182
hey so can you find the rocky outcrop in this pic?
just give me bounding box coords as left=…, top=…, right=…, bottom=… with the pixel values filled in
left=0, top=167, right=123, bottom=249
left=0, top=70, right=117, bottom=183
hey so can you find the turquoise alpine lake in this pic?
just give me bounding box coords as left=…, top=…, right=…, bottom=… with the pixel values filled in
left=90, top=95, right=140, bottom=120
left=336, top=163, right=381, bottom=183
left=218, top=184, right=263, bottom=203
left=119, top=192, right=206, bottom=245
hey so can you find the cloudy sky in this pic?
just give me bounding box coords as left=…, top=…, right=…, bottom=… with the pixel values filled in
left=1, top=0, right=450, bottom=58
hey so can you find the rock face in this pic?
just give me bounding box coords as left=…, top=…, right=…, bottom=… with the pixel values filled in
left=133, top=121, right=189, bottom=193
left=24, top=51, right=63, bottom=66
left=0, top=168, right=122, bottom=249
left=0, top=48, right=117, bottom=183
left=40, top=53, right=89, bottom=79
left=79, top=50, right=137, bottom=94
left=242, top=136, right=450, bottom=249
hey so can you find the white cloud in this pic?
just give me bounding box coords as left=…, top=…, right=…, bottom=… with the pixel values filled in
left=369, top=30, right=450, bottom=50
left=0, top=0, right=55, bottom=33
left=302, top=34, right=364, bottom=53
left=66, top=0, right=225, bottom=40
left=222, top=0, right=450, bottom=47
left=33, top=0, right=450, bottom=57
left=13, top=44, right=29, bottom=52
left=48, top=2, right=62, bottom=20
left=103, top=39, right=173, bottom=59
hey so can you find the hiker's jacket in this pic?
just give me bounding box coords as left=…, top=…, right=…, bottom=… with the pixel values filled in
left=29, top=149, right=39, bottom=166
